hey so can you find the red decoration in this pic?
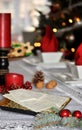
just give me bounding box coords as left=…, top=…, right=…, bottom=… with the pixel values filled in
left=5, top=73, right=24, bottom=91
left=72, top=110, right=82, bottom=119
left=40, top=25, right=59, bottom=52
left=75, top=43, right=82, bottom=65
left=28, top=85, right=32, bottom=90
left=0, top=13, right=11, bottom=48
left=23, top=81, right=32, bottom=90
left=59, top=109, right=71, bottom=117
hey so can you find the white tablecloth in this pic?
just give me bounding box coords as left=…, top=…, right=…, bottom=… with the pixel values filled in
left=0, top=57, right=82, bottom=130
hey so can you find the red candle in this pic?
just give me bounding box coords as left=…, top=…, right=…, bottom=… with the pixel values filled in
left=5, top=73, right=24, bottom=90
left=0, top=13, right=11, bottom=48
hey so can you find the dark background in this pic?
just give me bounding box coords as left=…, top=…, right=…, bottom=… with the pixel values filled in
left=38, top=0, right=82, bottom=60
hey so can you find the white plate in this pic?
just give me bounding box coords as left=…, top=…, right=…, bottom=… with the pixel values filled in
left=37, top=62, right=67, bottom=69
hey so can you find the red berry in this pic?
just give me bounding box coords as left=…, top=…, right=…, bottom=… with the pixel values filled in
left=72, top=110, right=82, bottom=119
left=25, top=81, right=31, bottom=86
left=24, top=81, right=32, bottom=89
left=28, top=85, right=32, bottom=90
left=59, top=109, right=71, bottom=117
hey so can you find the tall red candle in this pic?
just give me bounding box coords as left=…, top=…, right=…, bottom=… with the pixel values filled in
left=0, top=13, right=11, bottom=48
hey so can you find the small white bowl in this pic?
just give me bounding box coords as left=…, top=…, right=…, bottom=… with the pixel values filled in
left=42, top=52, right=63, bottom=63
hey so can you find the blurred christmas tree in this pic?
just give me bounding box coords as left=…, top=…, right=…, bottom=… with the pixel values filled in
left=36, top=0, right=82, bottom=60
left=28, top=0, right=82, bottom=60
left=38, top=0, right=82, bottom=30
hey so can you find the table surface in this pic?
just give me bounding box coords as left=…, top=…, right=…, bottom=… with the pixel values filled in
left=0, top=56, right=82, bottom=130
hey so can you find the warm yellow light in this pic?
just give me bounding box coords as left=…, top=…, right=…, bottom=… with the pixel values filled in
left=61, top=22, right=66, bottom=26
left=71, top=48, right=75, bottom=52
left=74, top=17, right=80, bottom=22
left=53, top=28, right=58, bottom=32
left=34, top=42, right=41, bottom=47
left=68, top=19, right=73, bottom=23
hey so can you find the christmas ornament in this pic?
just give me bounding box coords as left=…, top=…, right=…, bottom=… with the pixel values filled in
left=72, top=110, right=82, bottom=119
left=23, top=81, right=32, bottom=90
left=28, top=85, right=32, bottom=90
left=33, top=111, right=82, bottom=129
left=59, top=109, right=71, bottom=117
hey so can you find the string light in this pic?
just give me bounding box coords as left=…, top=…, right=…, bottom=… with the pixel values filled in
left=53, top=28, right=58, bottom=32
left=34, top=42, right=41, bottom=47
left=71, top=48, right=75, bottom=52
left=74, top=17, right=80, bottom=22
left=68, top=18, right=73, bottom=23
